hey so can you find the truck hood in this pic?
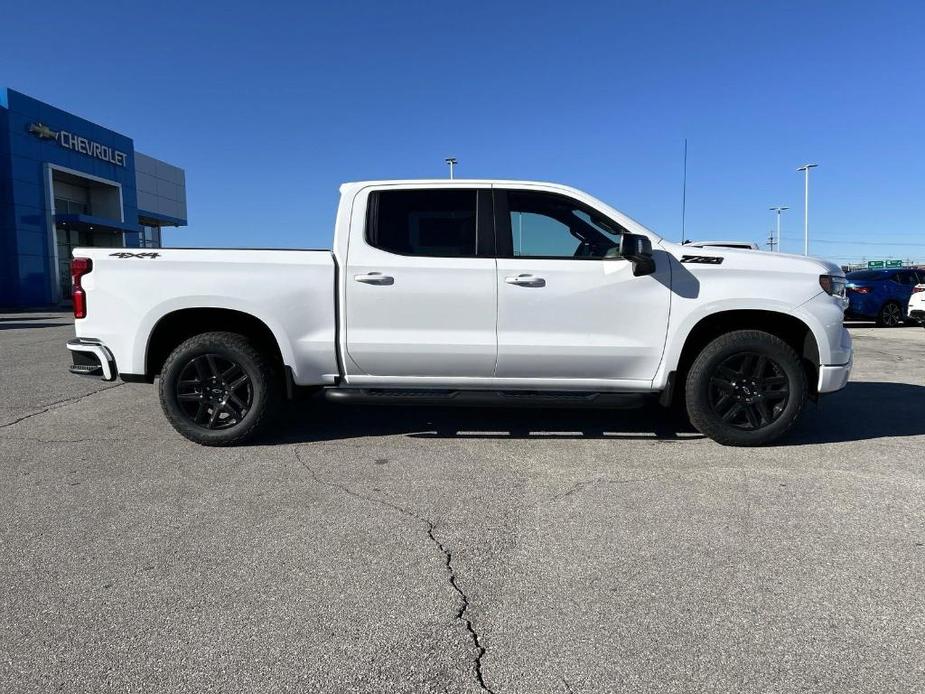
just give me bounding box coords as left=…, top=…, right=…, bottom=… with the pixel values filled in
left=660, top=241, right=843, bottom=277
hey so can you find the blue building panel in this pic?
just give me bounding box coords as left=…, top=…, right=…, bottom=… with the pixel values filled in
left=0, top=88, right=186, bottom=308
left=16, top=254, right=51, bottom=306
left=15, top=229, right=47, bottom=258
left=0, top=98, right=17, bottom=299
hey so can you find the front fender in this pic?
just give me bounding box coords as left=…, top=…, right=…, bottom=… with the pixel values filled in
left=652, top=297, right=843, bottom=389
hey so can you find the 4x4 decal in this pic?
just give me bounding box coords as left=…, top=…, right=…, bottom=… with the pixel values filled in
left=109, top=252, right=161, bottom=259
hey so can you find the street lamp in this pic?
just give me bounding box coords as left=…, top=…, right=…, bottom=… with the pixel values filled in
left=444, top=157, right=457, bottom=180
left=769, top=206, right=789, bottom=253
left=796, top=164, right=818, bottom=256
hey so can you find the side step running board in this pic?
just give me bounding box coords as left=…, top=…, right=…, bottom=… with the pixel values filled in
left=323, top=388, right=647, bottom=409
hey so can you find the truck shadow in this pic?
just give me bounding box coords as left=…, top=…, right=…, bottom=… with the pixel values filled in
left=782, top=381, right=925, bottom=445
left=0, top=320, right=71, bottom=331
left=273, top=400, right=701, bottom=443
left=270, top=381, right=925, bottom=446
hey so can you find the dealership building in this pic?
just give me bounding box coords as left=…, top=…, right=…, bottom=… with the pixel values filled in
left=0, top=88, right=187, bottom=308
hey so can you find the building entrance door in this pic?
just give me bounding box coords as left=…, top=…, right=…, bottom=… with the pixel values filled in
left=55, top=225, right=123, bottom=303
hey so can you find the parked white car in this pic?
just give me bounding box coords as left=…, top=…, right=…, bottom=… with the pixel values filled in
left=909, top=284, right=925, bottom=323
left=66, top=179, right=852, bottom=447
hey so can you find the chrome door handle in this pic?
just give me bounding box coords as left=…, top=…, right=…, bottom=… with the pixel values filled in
left=505, top=274, right=545, bottom=287
left=354, top=272, right=394, bottom=286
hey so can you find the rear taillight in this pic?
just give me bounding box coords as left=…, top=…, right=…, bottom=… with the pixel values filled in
left=913, top=286, right=925, bottom=294
left=71, top=257, right=92, bottom=319
left=848, top=285, right=872, bottom=294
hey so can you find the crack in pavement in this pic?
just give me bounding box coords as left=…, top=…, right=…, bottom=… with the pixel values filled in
left=0, top=383, right=125, bottom=429
left=293, top=446, right=496, bottom=693
left=426, top=523, right=495, bottom=693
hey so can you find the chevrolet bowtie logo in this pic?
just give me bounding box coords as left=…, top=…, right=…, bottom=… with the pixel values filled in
left=28, top=122, right=59, bottom=140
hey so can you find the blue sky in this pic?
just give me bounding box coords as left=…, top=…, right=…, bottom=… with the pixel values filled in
left=3, top=1, right=924, bottom=263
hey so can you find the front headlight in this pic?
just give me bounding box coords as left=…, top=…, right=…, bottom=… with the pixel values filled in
left=819, top=274, right=846, bottom=298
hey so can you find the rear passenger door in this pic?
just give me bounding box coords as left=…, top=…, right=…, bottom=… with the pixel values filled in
left=344, top=186, right=497, bottom=379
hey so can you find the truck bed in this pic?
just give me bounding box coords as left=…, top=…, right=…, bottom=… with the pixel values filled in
left=72, top=247, right=340, bottom=385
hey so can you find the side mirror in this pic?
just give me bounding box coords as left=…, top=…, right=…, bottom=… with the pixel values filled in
left=619, top=233, right=656, bottom=277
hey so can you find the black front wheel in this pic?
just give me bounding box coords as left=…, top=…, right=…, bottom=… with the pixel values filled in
left=685, top=330, right=807, bottom=446
left=158, top=331, right=280, bottom=446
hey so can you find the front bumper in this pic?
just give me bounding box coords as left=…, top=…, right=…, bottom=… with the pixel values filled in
left=818, top=354, right=852, bottom=394
left=67, top=338, right=117, bottom=381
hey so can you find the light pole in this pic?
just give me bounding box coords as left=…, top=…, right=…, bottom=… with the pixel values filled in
left=769, top=206, right=789, bottom=253
left=444, top=157, right=457, bottom=180
left=796, top=164, right=817, bottom=256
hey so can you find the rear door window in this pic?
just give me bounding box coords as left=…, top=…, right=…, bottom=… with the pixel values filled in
left=367, top=189, right=478, bottom=257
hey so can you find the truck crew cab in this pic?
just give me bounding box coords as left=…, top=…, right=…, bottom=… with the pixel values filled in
left=66, top=180, right=852, bottom=446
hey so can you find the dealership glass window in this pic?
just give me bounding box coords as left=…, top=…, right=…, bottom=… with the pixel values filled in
left=141, top=226, right=162, bottom=248
left=54, top=197, right=89, bottom=215
left=55, top=226, right=94, bottom=298
left=367, top=189, right=478, bottom=257
left=506, top=191, right=625, bottom=259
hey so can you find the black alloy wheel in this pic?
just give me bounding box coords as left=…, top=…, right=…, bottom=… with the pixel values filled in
left=708, top=352, right=789, bottom=430
left=158, top=331, right=280, bottom=446
left=877, top=301, right=903, bottom=328
left=176, top=353, right=253, bottom=429
left=684, top=330, right=807, bottom=446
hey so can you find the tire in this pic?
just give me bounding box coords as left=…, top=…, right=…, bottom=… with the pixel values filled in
left=158, top=331, right=281, bottom=446
left=876, top=301, right=903, bottom=328
left=685, top=330, right=807, bottom=447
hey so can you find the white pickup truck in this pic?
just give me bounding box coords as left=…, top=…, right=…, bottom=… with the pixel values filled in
left=67, top=179, right=852, bottom=446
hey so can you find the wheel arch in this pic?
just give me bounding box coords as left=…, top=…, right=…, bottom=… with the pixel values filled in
left=672, top=309, right=820, bottom=398
left=144, top=308, right=286, bottom=381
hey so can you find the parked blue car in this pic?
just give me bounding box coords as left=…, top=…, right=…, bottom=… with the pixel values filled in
left=844, top=268, right=925, bottom=326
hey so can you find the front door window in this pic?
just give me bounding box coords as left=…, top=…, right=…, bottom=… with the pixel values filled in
left=505, top=191, right=625, bottom=259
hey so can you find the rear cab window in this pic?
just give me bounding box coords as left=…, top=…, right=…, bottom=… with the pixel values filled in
left=366, top=189, right=482, bottom=257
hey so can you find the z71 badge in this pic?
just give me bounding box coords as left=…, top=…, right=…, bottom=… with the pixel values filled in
left=680, top=254, right=723, bottom=265
left=109, top=252, right=161, bottom=259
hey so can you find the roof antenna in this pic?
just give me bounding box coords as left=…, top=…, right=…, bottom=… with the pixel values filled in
left=680, top=138, right=688, bottom=243
left=444, top=157, right=457, bottom=180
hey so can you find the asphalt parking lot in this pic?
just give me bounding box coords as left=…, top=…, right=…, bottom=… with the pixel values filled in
left=1, top=313, right=924, bottom=693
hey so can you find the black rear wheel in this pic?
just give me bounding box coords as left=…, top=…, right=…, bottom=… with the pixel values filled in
left=685, top=330, right=807, bottom=446
left=175, top=353, right=255, bottom=430
left=876, top=301, right=903, bottom=328
left=159, top=331, right=280, bottom=446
